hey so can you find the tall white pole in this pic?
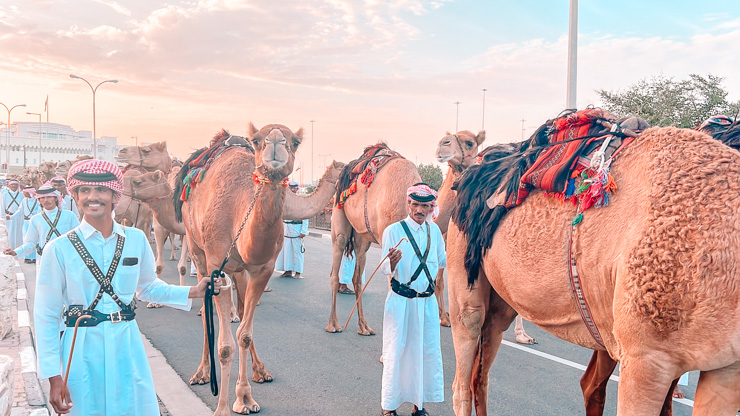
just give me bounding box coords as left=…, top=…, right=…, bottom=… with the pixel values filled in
left=310, top=120, right=315, bottom=185
left=481, top=89, right=487, bottom=130
left=70, top=75, right=118, bottom=159
left=566, top=0, right=578, bottom=110
left=454, top=101, right=461, bottom=132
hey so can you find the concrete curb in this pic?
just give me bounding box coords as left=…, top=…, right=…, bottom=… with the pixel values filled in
left=13, top=263, right=49, bottom=415
left=307, top=231, right=332, bottom=240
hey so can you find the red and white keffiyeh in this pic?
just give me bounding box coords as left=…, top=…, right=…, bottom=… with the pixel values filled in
left=406, top=182, right=439, bottom=221
left=35, top=183, right=63, bottom=205
left=67, top=159, right=124, bottom=196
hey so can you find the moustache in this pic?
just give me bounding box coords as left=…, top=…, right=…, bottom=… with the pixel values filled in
left=84, top=201, right=106, bottom=206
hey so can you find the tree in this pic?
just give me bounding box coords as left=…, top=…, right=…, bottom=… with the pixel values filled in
left=416, top=163, right=444, bottom=190
left=597, top=74, right=740, bottom=128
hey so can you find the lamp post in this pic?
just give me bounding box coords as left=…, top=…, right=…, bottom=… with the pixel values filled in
left=70, top=74, right=118, bottom=159
left=453, top=101, right=461, bottom=132
left=0, top=102, right=26, bottom=173
left=319, top=153, right=331, bottom=168
left=310, top=120, right=315, bottom=184
left=27, top=111, right=42, bottom=164
left=132, top=136, right=138, bottom=147
left=481, top=89, right=487, bottom=130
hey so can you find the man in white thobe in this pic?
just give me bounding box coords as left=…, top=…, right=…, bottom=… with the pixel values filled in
left=34, top=159, right=221, bottom=416
left=51, top=176, right=79, bottom=218
left=20, top=185, right=41, bottom=263
left=1, top=179, right=24, bottom=249
left=276, top=182, right=309, bottom=279
left=379, top=183, right=446, bottom=416
left=5, top=185, right=79, bottom=274
left=338, top=253, right=366, bottom=295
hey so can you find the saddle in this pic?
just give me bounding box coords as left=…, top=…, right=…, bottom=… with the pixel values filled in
left=335, top=143, right=403, bottom=209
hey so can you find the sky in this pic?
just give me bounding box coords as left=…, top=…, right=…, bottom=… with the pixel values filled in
left=1, top=0, right=739, bottom=182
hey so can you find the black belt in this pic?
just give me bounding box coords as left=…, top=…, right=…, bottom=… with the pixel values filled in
left=64, top=305, right=136, bottom=327
left=390, top=278, right=434, bottom=298
left=284, top=220, right=303, bottom=224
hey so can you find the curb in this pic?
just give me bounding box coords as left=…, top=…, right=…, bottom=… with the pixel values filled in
left=13, top=262, right=49, bottom=415
left=307, top=231, right=332, bottom=240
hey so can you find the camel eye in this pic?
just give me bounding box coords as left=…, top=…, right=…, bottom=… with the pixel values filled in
left=293, top=140, right=300, bottom=148
left=252, top=139, right=259, bottom=146
left=466, top=142, right=473, bottom=147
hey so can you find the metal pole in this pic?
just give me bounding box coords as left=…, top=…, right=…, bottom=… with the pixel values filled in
left=521, top=119, right=526, bottom=140
left=566, top=0, right=578, bottom=110
left=310, top=120, right=315, bottom=184
left=0, top=102, right=27, bottom=173
left=27, top=112, right=42, bottom=163
left=481, top=89, right=487, bottom=130
left=454, top=101, right=461, bottom=132
left=70, top=75, right=118, bottom=159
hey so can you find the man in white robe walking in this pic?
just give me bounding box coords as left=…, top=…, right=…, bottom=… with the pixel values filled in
left=4, top=184, right=79, bottom=274
left=379, top=183, right=446, bottom=416
left=276, top=182, right=309, bottom=279
left=19, top=185, right=41, bottom=263
left=1, top=178, right=24, bottom=249
left=34, top=159, right=221, bottom=415
left=51, top=176, right=79, bottom=217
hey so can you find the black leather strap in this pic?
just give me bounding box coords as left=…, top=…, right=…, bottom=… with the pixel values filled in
left=5, top=191, right=20, bottom=213
left=391, top=221, right=435, bottom=298
left=65, top=305, right=136, bottom=327
left=68, top=231, right=131, bottom=312
left=24, top=199, right=38, bottom=220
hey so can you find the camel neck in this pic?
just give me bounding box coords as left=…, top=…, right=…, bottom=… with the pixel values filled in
left=435, top=166, right=461, bottom=235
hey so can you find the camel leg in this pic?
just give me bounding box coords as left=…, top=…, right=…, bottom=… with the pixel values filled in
left=580, top=351, right=618, bottom=416
left=233, top=266, right=272, bottom=415
left=692, top=362, right=740, bottom=416
left=187, top=241, right=212, bottom=385
left=326, top=208, right=352, bottom=333
left=514, top=315, right=536, bottom=344
left=351, top=235, right=374, bottom=336
left=178, top=238, right=189, bottom=286
left=211, top=272, right=238, bottom=416
left=616, top=356, right=678, bottom=416
left=435, top=268, right=450, bottom=327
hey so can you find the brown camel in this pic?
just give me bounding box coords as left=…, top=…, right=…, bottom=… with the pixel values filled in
left=175, top=124, right=315, bottom=415
left=38, top=161, right=56, bottom=183
left=116, top=141, right=172, bottom=173
left=326, top=145, right=421, bottom=335
left=21, top=167, right=44, bottom=189
left=436, top=130, right=536, bottom=343
left=447, top=126, right=740, bottom=415
left=55, top=155, right=93, bottom=179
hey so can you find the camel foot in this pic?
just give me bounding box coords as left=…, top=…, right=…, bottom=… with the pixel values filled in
left=515, top=333, right=537, bottom=344
left=357, top=324, right=375, bottom=336
left=188, top=366, right=210, bottom=385
left=252, top=365, right=273, bottom=383
left=325, top=322, right=343, bottom=333
left=439, top=311, right=450, bottom=327
left=146, top=302, right=163, bottom=309
left=233, top=399, right=260, bottom=415
left=231, top=312, right=241, bottom=323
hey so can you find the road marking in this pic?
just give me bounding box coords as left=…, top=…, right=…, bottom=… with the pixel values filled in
left=16, top=272, right=25, bottom=281
left=18, top=310, right=30, bottom=327
left=20, top=346, right=37, bottom=373
left=17, top=288, right=27, bottom=300
left=501, top=340, right=694, bottom=408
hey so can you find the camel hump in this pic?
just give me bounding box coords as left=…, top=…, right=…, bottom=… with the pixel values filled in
left=335, top=142, right=405, bottom=208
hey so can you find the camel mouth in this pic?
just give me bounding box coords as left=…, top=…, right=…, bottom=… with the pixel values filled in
left=264, top=160, right=286, bottom=170
left=436, top=153, right=454, bottom=163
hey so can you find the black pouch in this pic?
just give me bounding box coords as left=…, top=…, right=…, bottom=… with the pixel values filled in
left=122, top=257, right=138, bottom=266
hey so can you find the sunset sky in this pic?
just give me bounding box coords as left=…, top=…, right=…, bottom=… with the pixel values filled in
left=1, top=0, right=739, bottom=182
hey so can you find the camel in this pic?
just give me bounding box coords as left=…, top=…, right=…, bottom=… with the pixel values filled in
left=436, top=130, right=536, bottom=343
left=38, top=161, right=56, bottom=183
left=326, top=144, right=421, bottom=335
left=21, top=167, right=44, bottom=189
left=116, top=141, right=172, bottom=173
left=446, top=125, right=740, bottom=415
left=175, top=124, right=328, bottom=415
left=55, top=155, right=94, bottom=179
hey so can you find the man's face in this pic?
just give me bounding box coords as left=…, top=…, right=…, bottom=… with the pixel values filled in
left=74, top=186, right=119, bottom=220
left=39, top=196, right=58, bottom=211
left=8, top=182, right=19, bottom=192
left=51, top=181, right=66, bottom=194
left=22, top=190, right=32, bottom=198
left=407, top=199, right=433, bottom=225
left=289, top=186, right=299, bottom=194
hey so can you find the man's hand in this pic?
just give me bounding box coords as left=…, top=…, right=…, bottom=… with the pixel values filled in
left=3, top=249, right=16, bottom=256
left=388, top=247, right=402, bottom=272
left=189, top=275, right=223, bottom=298
left=4, top=215, right=9, bottom=220
left=299, top=233, right=306, bottom=238
left=49, top=375, right=73, bottom=414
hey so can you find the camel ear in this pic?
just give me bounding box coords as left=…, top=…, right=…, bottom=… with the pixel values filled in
left=247, top=122, right=258, bottom=139
left=294, top=127, right=304, bottom=139
left=476, top=130, right=486, bottom=145
left=158, top=141, right=168, bottom=150
left=154, top=170, right=163, bottom=181
left=446, top=131, right=451, bottom=136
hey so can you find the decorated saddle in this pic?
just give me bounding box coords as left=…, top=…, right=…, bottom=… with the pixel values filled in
left=335, top=143, right=403, bottom=209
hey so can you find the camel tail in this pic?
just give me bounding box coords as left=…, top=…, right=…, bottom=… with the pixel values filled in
left=173, top=146, right=208, bottom=222
left=344, top=228, right=355, bottom=258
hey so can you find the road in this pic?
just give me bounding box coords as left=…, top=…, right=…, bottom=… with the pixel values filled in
left=22, top=232, right=698, bottom=415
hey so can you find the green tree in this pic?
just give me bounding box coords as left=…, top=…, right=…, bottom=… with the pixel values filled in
left=416, top=163, right=444, bottom=190
left=597, top=74, right=740, bottom=128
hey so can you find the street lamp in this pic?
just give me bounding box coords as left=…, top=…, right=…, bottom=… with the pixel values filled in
left=310, top=120, right=315, bottom=184
left=453, top=101, right=461, bottom=132
left=132, top=136, right=138, bottom=147
left=27, top=111, right=42, bottom=163
left=481, top=89, right=487, bottom=130
left=70, top=74, right=118, bottom=159
left=0, top=102, right=26, bottom=173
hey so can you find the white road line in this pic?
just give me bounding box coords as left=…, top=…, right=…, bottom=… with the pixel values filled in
left=20, top=346, right=37, bottom=373
left=17, top=288, right=27, bottom=300
left=17, top=310, right=30, bottom=328
left=321, top=234, right=332, bottom=240
left=16, top=272, right=25, bottom=281
left=501, top=340, right=695, bottom=408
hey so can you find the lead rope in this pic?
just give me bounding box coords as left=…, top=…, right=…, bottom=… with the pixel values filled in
left=62, top=314, right=92, bottom=406
left=204, top=181, right=263, bottom=396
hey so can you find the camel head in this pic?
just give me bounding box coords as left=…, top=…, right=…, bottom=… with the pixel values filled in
left=39, top=161, right=56, bottom=176
left=248, top=122, right=303, bottom=180
left=55, top=160, right=73, bottom=178
left=129, top=170, right=172, bottom=201
left=436, top=130, right=485, bottom=170
left=116, top=141, right=172, bottom=173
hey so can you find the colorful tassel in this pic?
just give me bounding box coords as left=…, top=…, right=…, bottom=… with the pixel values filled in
left=571, top=212, right=583, bottom=225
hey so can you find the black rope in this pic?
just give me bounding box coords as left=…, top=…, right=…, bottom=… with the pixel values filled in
left=204, top=259, right=227, bottom=396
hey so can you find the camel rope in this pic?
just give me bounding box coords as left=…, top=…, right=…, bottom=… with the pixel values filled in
left=342, top=238, right=407, bottom=332
left=62, top=314, right=92, bottom=405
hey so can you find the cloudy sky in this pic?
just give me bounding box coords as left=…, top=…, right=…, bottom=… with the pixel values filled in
left=1, top=0, right=739, bottom=182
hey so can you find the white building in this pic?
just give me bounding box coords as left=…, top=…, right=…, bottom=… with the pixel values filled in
left=0, top=122, right=120, bottom=174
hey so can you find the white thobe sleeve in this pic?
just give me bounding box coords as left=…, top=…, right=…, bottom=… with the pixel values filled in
left=10, top=205, right=22, bottom=220
left=14, top=220, right=39, bottom=258
left=34, top=241, right=66, bottom=379
left=379, top=225, right=397, bottom=277
left=134, top=233, right=192, bottom=311
left=435, top=225, right=447, bottom=269
left=300, top=219, right=308, bottom=235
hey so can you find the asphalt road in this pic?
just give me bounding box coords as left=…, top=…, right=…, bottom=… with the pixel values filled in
left=22, top=233, right=698, bottom=416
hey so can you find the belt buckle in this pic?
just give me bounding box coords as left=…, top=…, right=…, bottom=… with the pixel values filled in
left=110, top=311, right=123, bottom=324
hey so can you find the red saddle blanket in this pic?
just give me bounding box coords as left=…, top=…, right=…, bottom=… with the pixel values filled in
left=335, top=143, right=403, bottom=208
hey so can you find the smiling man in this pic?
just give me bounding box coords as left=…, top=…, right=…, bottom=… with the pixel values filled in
left=34, top=159, right=221, bottom=415
left=378, top=183, right=446, bottom=416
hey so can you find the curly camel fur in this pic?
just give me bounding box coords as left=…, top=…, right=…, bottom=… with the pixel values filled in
left=447, top=126, right=740, bottom=416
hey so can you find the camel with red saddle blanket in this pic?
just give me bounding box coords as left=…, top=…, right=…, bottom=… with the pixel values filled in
left=447, top=111, right=740, bottom=415
left=326, top=143, right=421, bottom=335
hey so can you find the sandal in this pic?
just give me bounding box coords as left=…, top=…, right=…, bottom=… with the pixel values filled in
left=411, top=408, right=429, bottom=416
left=337, top=287, right=355, bottom=295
